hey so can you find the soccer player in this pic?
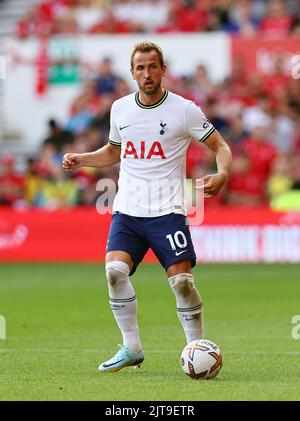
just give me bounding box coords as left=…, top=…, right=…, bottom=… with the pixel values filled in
left=63, top=41, right=232, bottom=372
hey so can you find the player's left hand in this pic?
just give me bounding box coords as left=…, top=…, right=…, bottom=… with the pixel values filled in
left=196, top=173, right=228, bottom=198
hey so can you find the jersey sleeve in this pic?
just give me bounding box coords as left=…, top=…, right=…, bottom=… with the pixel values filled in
left=185, top=102, right=215, bottom=142
left=108, top=103, right=122, bottom=147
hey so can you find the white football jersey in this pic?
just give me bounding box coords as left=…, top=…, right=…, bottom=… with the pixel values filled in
left=109, top=90, right=215, bottom=217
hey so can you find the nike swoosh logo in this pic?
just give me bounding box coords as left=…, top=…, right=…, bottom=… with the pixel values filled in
left=119, top=125, right=131, bottom=131
left=102, top=358, right=125, bottom=368
left=175, top=250, right=188, bottom=256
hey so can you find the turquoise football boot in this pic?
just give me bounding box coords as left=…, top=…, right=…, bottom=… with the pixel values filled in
left=98, top=345, right=144, bottom=372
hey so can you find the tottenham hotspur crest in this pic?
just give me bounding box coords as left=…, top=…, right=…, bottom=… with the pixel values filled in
left=160, top=121, right=167, bottom=135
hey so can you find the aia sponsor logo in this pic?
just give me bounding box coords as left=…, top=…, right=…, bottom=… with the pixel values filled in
left=123, top=141, right=166, bottom=159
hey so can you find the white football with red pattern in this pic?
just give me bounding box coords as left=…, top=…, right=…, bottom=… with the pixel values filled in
left=180, top=339, right=223, bottom=380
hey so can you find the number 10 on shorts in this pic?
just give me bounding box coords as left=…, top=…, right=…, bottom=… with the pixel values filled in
left=166, top=231, right=188, bottom=250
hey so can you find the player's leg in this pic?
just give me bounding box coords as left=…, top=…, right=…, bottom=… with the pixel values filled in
left=105, top=250, right=142, bottom=353
left=167, top=259, right=204, bottom=343
left=98, top=213, right=148, bottom=372
left=146, top=214, right=204, bottom=344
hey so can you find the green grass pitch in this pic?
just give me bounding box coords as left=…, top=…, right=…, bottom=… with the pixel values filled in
left=0, top=263, right=299, bottom=401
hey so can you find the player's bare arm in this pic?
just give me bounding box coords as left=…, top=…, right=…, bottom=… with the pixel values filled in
left=196, top=130, right=232, bottom=198
left=63, top=143, right=121, bottom=171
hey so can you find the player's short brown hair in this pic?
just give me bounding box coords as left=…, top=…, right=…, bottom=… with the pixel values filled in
left=131, top=41, right=165, bottom=69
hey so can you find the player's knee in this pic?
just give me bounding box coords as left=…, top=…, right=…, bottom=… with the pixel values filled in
left=105, top=261, right=130, bottom=288
left=168, top=273, right=195, bottom=298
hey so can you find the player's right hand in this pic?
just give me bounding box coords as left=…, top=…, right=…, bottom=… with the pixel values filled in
left=62, top=153, right=83, bottom=171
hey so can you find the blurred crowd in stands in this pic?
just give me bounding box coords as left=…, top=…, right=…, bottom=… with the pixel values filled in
left=1, top=49, right=300, bottom=211
left=1, top=0, right=300, bottom=211
left=15, top=0, right=300, bottom=38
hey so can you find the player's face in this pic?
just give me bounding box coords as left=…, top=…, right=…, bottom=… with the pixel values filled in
left=131, top=50, right=166, bottom=96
